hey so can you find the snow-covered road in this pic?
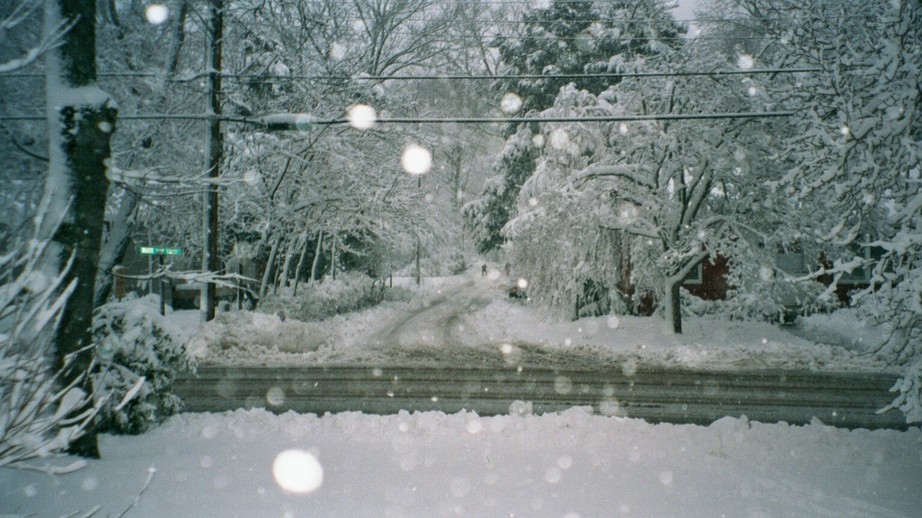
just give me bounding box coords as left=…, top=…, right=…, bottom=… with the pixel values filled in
left=175, top=365, right=908, bottom=430
left=366, top=276, right=496, bottom=349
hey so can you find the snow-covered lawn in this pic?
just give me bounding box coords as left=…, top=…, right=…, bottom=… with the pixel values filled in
left=2, top=270, right=920, bottom=517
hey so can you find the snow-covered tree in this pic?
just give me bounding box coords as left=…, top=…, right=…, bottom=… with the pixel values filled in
left=465, top=0, right=687, bottom=254
left=504, top=33, right=810, bottom=332
left=217, top=0, right=486, bottom=293
left=716, top=0, right=920, bottom=421
left=37, top=0, right=117, bottom=458
left=0, top=231, right=100, bottom=471
left=0, top=0, right=100, bottom=469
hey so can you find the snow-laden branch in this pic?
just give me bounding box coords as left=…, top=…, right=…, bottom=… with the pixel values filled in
left=571, top=163, right=650, bottom=189
left=108, top=166, right=257, bottom=191
left=1, top=233, right=101, bottom=471
left=0, top=8, right=76, bottom=73
left=785, top=255, right=869, bottom=284
left=0, top=0, right=39, bottom=30
left=114, top=267, right=257, bottom=290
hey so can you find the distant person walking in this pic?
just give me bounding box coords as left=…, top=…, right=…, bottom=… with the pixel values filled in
left=481, top=264, right=487, bottom=276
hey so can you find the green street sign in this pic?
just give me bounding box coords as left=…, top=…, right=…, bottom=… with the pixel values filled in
left=140, top=247, right=182, bottom=256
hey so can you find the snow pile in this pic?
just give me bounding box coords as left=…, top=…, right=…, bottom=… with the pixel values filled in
left=187, top=310, right=331, bottom=363
left=2, top=409, right=919, bottom=517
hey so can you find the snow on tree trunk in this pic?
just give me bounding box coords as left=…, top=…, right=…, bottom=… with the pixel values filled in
left=292, top=232, right=309, bottom=295
left=664, top=278, right=683, bottom=334
left=39, top=0, right=117, bottom=459
left=94, top=190, right=137, bottom=307
left=310, top=232, right=324, bottom=282
left=259, top=236, right=279, bottom=300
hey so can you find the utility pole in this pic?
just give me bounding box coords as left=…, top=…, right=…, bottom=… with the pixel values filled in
left=202, top=0, right=223, bottom=322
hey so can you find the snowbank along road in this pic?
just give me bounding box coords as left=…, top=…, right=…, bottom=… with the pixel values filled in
left=174, top=366, right=908, bottom=430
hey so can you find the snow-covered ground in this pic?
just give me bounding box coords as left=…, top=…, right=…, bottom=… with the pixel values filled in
left=188, top=267, right=895, bottom=372
left=2, top=409, right=920, bottom=517
left=2, top=268, right=920, bottom=517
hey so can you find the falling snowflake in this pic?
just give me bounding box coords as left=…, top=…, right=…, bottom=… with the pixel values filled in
left=500, top=92, right=523, bottom=114
left=401, top=144, right=432, bottom=175
left=737, top=53, right=755, bottom=70
left=266, top=387, right=285, bottom=406
left=273, top=449, right=323, bottom=494
left=330, top=42, right=347, bottom=61
left=347, top=104, right=377, bottom=130
left=145, top=4, right=169, bottom=25
left=554, top=376, right=573, bottom=395
left=548, top=128, right=570, bottom=151
left=616, top=202, right=639, bottom=227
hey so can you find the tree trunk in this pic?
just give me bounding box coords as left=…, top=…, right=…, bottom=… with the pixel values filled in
left=201, top=0, right=223, bottom=322
left=279, top=237, right=297, bottom=290
left=258, top=236, right=279, bottom=299
left=41, top=0, right=117, bottom=459
left=292, top=232, right=309, bottom=295
left=331, top=234, right=337, bottom=281
left=309, top=232, right=324, bottom=282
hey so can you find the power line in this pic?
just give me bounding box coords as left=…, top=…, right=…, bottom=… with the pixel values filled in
left=303, top=13, right=894, bottom=26
left=286, top=111, right=797, bottom=126
left=230, top=67, right=819, bottom=82
left=0, top=111, right=796, bottom=125
left=2, top=67, right=819, bottom=83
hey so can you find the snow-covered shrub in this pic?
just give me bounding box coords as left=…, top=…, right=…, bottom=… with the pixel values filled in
left=1, top=237, right=99, bottom=469
left=186, top=311, right=329, bottom=358
left=723, top=277, right=839, bottom=323
left=259, top=272, right=392, bottom=322
left=92, top=295, right=194, bottom=434
left=679, top=289, right=723, bottom=318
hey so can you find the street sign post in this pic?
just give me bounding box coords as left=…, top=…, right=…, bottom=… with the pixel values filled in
left=140, top=247, right=181, bottom=315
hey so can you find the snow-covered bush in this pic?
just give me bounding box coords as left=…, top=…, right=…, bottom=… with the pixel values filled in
left=0, top=238, right=99, bottom=469
left=725, top=280, right=839, bottom=323
left=186, top=311, right=329, bottom=358
left=92, top=295, right=194, bottom=434
left=259, top=272, right=392, bottom=322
